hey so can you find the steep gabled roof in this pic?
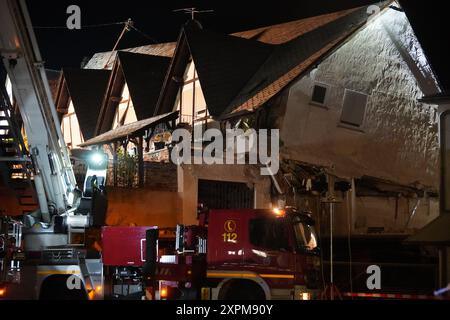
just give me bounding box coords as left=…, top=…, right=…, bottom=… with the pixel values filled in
left=84, top=8, right=366, bottom=71
left=231, top=7, right=364, bottom=44
left=155, top=4, right=389, bottom=120
left=55, top=68, right=111, bottom=140
left=94, top=52, right=171, bottom=135
left=119, top=51, right=171, bottom=120
left=224, top=5, right=372, bottom=117
left=184, top=25, right=274, bottom=117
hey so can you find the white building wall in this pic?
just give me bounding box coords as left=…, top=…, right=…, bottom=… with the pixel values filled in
left=280, top=8, right=441, bottom=235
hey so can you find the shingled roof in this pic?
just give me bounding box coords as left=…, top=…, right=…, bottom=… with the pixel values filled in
left=84, top=8, right=371, bottom=71
left=223, top=5, right=374, bottom=118
left=232, top=7, right=364, bottom=44
left=84, top=42, right=176, bottom=70
left=95, top=51, right=171, bottom=134
left=80, top=111, right=179, bottom=147
left=155, top=4, right=390, bottom=120
left=119, top=51, right=171, bottom=120
left=55, top=69, right=111, bottom=140
left=184, top=25, right=274, bottom=117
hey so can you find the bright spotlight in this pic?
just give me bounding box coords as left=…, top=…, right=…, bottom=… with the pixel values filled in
left=89, top=152, right=106, bottom=167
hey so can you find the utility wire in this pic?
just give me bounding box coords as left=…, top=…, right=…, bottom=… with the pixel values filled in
left=129, top=25, right=158, bottom=43
left=34, top=20, right=157, bottom=44
left=33, top=21, right=127, bottom=29
left=103, top=19, right=132, bottom=69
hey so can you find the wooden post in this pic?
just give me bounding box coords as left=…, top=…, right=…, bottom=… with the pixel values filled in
left=138, top=136, right=144, bottom=188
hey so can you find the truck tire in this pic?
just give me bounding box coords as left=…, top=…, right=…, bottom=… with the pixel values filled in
left=219, top=279, right=266, bottom=300
left=39, top=275, right=88, bottom=300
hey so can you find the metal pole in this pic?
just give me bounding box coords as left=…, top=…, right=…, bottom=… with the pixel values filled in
left=330, top=201, right=334, bottom=300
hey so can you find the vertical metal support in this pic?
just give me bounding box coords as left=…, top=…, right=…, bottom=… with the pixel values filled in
left=330, top=201, right=334, bottom=300
left=191, top=75, right=195, bottom=136
left=320, top=173, right=342, bottom=300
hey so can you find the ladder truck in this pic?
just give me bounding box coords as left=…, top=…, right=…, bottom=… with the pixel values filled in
left=0, top=0, right=107, bottom=299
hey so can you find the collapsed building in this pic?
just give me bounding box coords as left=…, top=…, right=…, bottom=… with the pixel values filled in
left=55, top=4, right=440, bottom=235
left=0, top=1, right=444, bottom=292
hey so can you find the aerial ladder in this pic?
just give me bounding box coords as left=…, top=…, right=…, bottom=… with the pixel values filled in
left=0, top=0, right=107, bottom=299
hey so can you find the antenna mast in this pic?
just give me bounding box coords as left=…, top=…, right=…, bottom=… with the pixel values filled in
left=173, top=7, right=214, bottom=20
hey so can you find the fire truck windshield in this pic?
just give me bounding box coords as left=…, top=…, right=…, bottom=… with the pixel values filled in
left=292, top=219, right=318, bottom=252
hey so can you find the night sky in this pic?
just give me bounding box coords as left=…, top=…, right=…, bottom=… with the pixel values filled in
left=26, top=0, right=450, bottom=92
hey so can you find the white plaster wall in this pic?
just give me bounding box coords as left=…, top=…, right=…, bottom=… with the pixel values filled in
left=281, top=8, right=440, bottom=188
left=280, top=8, right=442, bottom=235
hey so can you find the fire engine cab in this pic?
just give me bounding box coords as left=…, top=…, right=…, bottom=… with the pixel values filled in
left=102, top=207, right=321, bottom=300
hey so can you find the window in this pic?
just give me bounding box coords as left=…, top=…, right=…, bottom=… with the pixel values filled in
left=112, top=85, right=137, bottom=129
left=340, top=89, right=368, bottom=128
left=176, top=61, right=208, bottom=128
left=61, top=101, right=84, bottom=149
left=311, top=83, right=328, bottom=106
left=293, top=222, right=318, bottom=252
left=249, top=218, right=290, bottom=251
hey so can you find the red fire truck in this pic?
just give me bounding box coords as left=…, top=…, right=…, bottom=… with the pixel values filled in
left=102, top=207, right=321, bottom=300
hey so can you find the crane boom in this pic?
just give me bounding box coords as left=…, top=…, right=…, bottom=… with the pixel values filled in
left=0, top=0, right=76, bottom=222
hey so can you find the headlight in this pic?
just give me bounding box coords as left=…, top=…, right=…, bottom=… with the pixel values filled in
left=300, top=292, right=311, bottom=300
left=89, top=152, right=106, bottom=166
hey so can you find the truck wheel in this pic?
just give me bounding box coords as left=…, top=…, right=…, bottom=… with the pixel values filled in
left=219, top=280, right=266, bottom=300
left=39, top=275, right=88, bottom=300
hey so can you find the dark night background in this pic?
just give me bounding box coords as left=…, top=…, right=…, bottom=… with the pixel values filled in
left=26, top=0, right=450, bottom=92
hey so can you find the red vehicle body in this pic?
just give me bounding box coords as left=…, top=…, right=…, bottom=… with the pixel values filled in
left=102, top=227, right=151, bottom=267
left=102, top=208, right=321, bottom=300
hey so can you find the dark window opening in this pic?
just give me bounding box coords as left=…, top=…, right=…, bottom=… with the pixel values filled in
left=311, top=84, right=327, bottom=105
left=198, top=180, right=254, bottom=210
